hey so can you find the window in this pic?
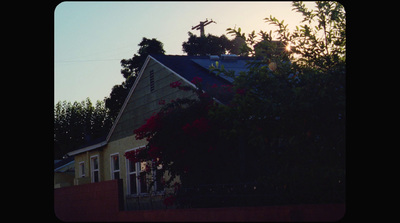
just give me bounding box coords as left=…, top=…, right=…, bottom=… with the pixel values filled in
left=110, top=153, right=120, bottom=180
left=154, top=161, right=164, bottom=192
left=149, top=70, right=155, bottom=92
left=127, top=159, right=148, bottom=195
left=126, top=148, right=165, bottom=196
left=127, top=157, right=137, bottom=195
left=79, top=161, right=85, bottom=178
left=90, top=155, right=100, bottom=183
left=126, top=147, right=149, bottom=195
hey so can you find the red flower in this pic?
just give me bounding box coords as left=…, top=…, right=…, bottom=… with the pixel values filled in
left=191, top=76, right=203, bottom=85
left=170, top=81, right=182, bottom=88
left=124, top=147, right=146, bottom=163
left=181, top=117, right=210, bottom=137
left=148, top=146, right=162, bottom=159
left=182, top=123, right=192, bottom=135
left=192, top=117, right=209, bottom=133
left=158, top=99, right=166, bottom=105
left=199, top=92, right=210, bottom=99
left=221, top=85, right=233, bottom=93
left=236, top=88, right=246, bottom=95
left=134, top=113, right=163, bottom=140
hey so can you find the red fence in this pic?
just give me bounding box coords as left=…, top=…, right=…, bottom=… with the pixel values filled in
left=54, top=179, right=124, bottom=221
left=54, top=179, right=345, bottom=222
left=117, top=204, right=345, bottom=222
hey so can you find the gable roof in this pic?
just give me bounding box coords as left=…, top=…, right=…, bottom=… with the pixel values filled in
left=151, top=54, right=254, bottom=85
left=54, top=155, right=75, bottom=172
left=67, top=54, right=253, bottom=156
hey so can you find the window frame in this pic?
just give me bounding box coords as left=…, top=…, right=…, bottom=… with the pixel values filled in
left=126, top=147, right=146, bottom=196
left=110, top=153, right=120, bottom=180
left=79, top=161, right=85, bottom=178
left=90, top=155, right=100, bottom=183
left=125, top=147, right=165, bottom=197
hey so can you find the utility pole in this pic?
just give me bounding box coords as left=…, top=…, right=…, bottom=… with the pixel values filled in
left=192, top=18, right=216, bottom=37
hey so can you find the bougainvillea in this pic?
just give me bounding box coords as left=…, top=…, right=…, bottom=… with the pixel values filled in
left=125, top=76, right=239, bottom=206
left=169, top=81, right=182, bottom=88
left=181, top=117, right=210, bottom=137
left=133, top=113, right=163, bottom=141
left=124, top=147, right=146, bottom=163
left=191, top=76, right=203, bottom=85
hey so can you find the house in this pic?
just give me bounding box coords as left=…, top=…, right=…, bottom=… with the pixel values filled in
left=66, top=54, right=254, bottom=210
left=54, top=156, right=75, bottom=188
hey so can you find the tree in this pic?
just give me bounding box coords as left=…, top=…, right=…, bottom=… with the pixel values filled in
left=127, top=1, right=345, bottom=206
left=214, top=0, right=346, bottom=204
left=182, top=32, right=233, bottom=56
left=54, top=98, right=112, bottom=159
left=105, top=37, right=165, bottom=121
left=121, top=37, right=166, bottom=78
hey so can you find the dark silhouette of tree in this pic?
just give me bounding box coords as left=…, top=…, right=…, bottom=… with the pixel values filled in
left=105, top=37, right=165, bottom=121
left=54, top=99, right=112, bottom=159
left=120, top=37, right=165, bottom=78
left=54, top=38, right=165, bottom=159
left=182, top=32, right=233, bottom=56
left=130, top=1, right=345, bottom=206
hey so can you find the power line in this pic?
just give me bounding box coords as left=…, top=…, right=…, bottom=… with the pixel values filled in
left=55, top=58, right=121, bottom=63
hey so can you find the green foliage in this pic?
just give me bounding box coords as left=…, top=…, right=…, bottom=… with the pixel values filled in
left=121, top=37, right=165, bottom=79
left=130, top=1, right=346, bottom=206
left=54, top=98, right=112, bottom=159
left=182, top=32, right=236, bottom=56
left=219, top=1, right=346, bottom=204
left=106, top=37, right=166, bottom=122
left=128, top=78, right=241, bottom=188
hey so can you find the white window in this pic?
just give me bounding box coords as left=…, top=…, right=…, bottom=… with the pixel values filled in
left=126, top=156, right=138, bottom=195
left=126, top=147, right=148, bottom=195
left=126, top=159, right=148, bottom=195
left=126, top=147, right=165, bottom=195
left=110, top=153, right=120, bottom=180
left=79, top=161, right=85, bottom=178
left=90, top=155, right=100, bottom=183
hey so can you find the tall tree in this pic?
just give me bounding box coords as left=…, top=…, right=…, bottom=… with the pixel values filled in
left=54, top=98, right=112, bottom=159
left=105, top=37, right=165, bottom=121
left=120, top=37, right=166, bottom=78
left=127, top=1, right=345, bottom=206
left=182, top=32, right=233, bottom=56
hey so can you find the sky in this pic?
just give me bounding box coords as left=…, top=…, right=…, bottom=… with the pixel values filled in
left=54, top=1, right=317, bottom=105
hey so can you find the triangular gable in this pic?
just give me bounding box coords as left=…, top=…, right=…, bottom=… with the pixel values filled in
left=106, top=55, right=198, bottom=142
left=105, top=55, right=151, bottom=142
left=67, top=54, right=251, bottom=156
left=68, top=55, right=153, bottom=155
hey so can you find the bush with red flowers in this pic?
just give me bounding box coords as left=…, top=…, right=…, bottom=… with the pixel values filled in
left=124, top=1, right=345, bottom=207
left=125, top=76, right=244, bottom=207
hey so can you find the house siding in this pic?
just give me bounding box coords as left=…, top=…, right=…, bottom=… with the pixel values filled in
left=74, top=150, right=103, bottom=185
left=109, top=58, right=196, bottom=142
left=72, top=57, right=196, bottom=209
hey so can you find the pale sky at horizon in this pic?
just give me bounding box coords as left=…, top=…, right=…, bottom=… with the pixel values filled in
left=54, top=1, right=317, bottom=105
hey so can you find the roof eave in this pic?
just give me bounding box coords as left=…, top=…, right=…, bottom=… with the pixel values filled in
left=67, top=140, right=107, bottom=156
left=54, top=160, right=75, bottom=172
